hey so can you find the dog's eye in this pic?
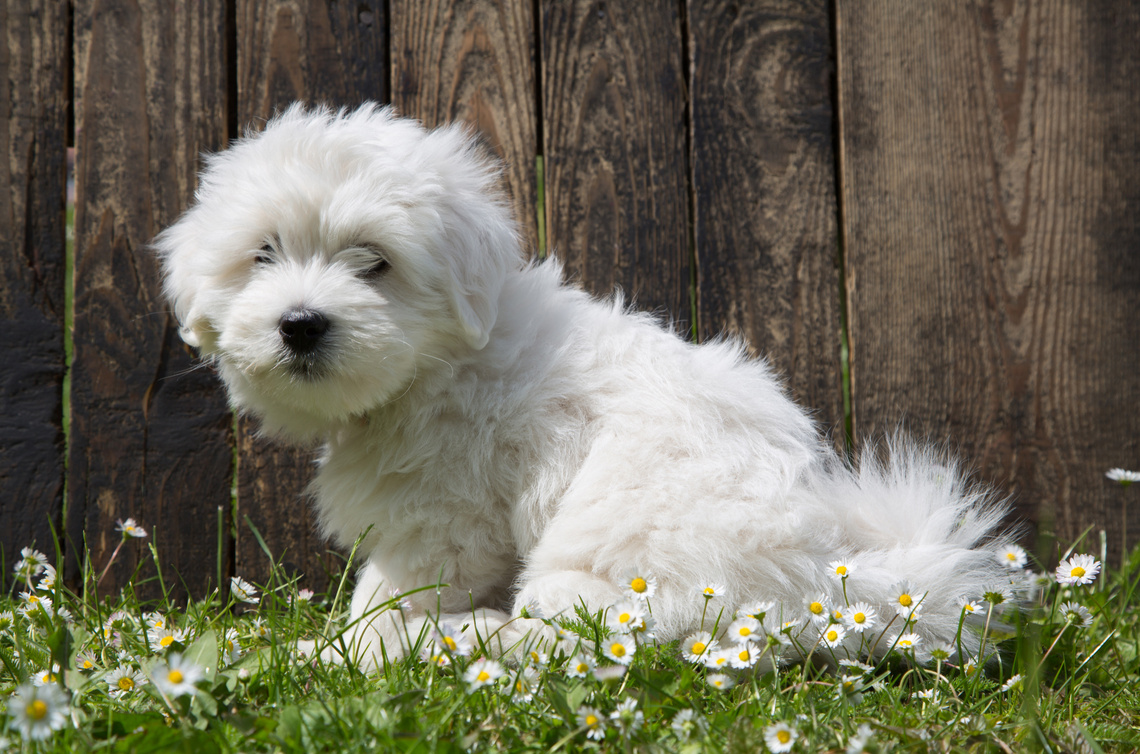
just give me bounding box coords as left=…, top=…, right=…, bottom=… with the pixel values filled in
left=254, top=243, right=275, bottom=265
left=361, top=257, right=391, bottom=280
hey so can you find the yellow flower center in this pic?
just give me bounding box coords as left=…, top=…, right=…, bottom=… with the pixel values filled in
left=82, top=659, right=93, bottom=669
left=443, top=636, right=457, bottom=651
left=854, top=612, right=866, bottom=624
left=843, top=680, right=854, bottom=691
left=738, top=649, right=750, bottom=661
left=1006, top=552, right=1017, bottom=561
left=28, top=700, right=48, bottom=721
left=586, top=714, right=598, bottom=727
left=476, top=671, right=490, bottom=682
left=826, top=630, right=839, bottom=642
left=810, top=601, right=824, bottom=614
left=530, top=651, right=541, bottom=663
left=899, top=594, right=913, bottom=607
left=225, top=640, right=234, bottom=651
left=964, top=603, right=976, bottom=613
left=27, top=595, right=39, bottom=604
left=630, top=577, right=647, bottom=593
left=1071, top=566, right=1086, bottom=578
left=835, top=565, right=847, bottom=576
left=738, top=626, right=752, bottom=636
left=168, top=669, right=184, bottom=684
left=160, top=636, right=175, bottom=648
left=777, top=730, right=791, bottom=744
left=118, top=677, right=135, bottom=691
left=691, top=641, right=706, bottom=655
left=618, top=612, right=631, bottom=623
left=610, top=643, right=626, bottom=657
left=576, top=663, right=588, bottom=674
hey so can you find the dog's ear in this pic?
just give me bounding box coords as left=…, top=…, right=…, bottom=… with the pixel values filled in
left=441, top=220, right=513, bottom=351
left=153, top=221, right=211, bottom=350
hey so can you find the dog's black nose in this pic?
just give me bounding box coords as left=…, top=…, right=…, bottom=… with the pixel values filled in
left=279, top=308, right=330, bottom=353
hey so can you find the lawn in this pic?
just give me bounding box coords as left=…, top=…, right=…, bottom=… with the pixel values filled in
left=2, top=508, right=1140, bottom=753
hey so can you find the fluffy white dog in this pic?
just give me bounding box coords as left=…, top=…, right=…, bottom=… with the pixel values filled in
left=157, top=104, right=1017, bottom=669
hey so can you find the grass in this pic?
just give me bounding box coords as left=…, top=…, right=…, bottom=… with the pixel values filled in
left=3, top=525, right=1140, bottom=753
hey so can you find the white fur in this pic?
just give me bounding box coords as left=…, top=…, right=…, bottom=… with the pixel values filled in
left=156, top=104, right=1016, bottom=669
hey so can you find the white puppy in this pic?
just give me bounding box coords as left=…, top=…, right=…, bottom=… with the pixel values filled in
left=157, top=104, right=1016, bottom=669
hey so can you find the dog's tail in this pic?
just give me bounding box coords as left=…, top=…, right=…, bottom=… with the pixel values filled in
left=818, top=436, right=1022, bottom=661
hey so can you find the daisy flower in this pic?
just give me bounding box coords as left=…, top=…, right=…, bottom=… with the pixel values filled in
left=606, top=600, right=646, bottom=635
left=221, top=628, right=243, bottom=665
left=148, top=626, right=187, bottom=652
left=621, top=568, right=657, bottom=600
left=729, top=644, right=759, bottom=669
left=847, top=723, right=874, bottom=754
left=630, top=611, right=657, bottom=641
left=892, top=632, right=921, bottom=652
left=929, top=641, right=956, bottom=662
left=115, top=518, right=148, bottom=538
left=593, top=664, right=626, bottom=683
left=13, top=548, right=49, bottom=582
left=682, top=631, right=718, bottom=663
left=1106, top=468, right=1140, bottom=485
left=7, top=682, right=69, bottom=741
left=704, top=648, right=733, bottom=670
left=1000, top=674, right=1024, bottom=692
left=37, top=564, right=58, bottom=592
left=526, top=648, right=549, bottom=669
left=997, top=544, right=1027, bottom=570
left=957, top=596, right=982, bottom=616
left=1058, top=602, right=1093, bottom=628
left=463, top=658, right=505, bottom=691
left=75, top=651, right=98, bottom=672
left=510, top=666, right=539, bottom=702
left=764, top=721, right=798, bottom=753
left=609, top=698, right=644, bottom=737
left=706, top=673, right=735, bottom=691
left=19, top=592, right=51, bottom=618
left=0, top=610, right=14, bottom=632
left=838, top=674, right=866, bottom=701
left=249, top=616, right=271, bottom=640
left=430, top=621, right=471, bottom=657
left=839, top=658, right=874, bottom=674
left=602, top=634, right=636, bottom=665
left=566, top=653, right=594, bottom=678
left=738, top=600, right=776, bottom=623
left=843, top=602, right=877, bottom=633
left=151, top=654, right=204, bottom=697
left=726, top=615, right=762, bottom=643
left=293, top=588, right=315, bottom=603
left=230, top=576, right=259, bottom=604
left=143, top=612, right=167, bottom=631
left=31, top=667, right=61, bottom=687
left=821, top=624, right=847, bottom=648
left=671, top=709, right=708, bottom=743
left=1055, top=554, right=1101, bottom=586
left=981, top=584, right=1014, bottom=607
left=699, top=582, right=726, bottom=600
left=577, top=706, right=607, bottom=741
left=828, top=560, right=855, bottom=581
left=915, top=688, right=939, bottom=701
left=106, top=667, right=146, bottom=699
left=890, top=580, right=923, bottom=618
left=803, top=594, right=830, bottom=625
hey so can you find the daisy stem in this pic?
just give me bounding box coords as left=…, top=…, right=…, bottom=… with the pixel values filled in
left=1038, top=622, right=1069, bottom=667
left=978, top=601, right=996, bottom=669
left=96, top=535, right=127, bottom=586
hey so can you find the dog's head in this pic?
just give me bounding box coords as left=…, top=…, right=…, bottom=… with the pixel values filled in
left=155, top=104, right=521, bottom=439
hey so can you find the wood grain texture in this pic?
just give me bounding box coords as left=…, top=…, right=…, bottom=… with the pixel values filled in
left=688, top=0, right=843, bottom=434
left=542, top=0, right=690, bottom=320
left=390, top=0, right=538, bottom=254
left=236, top=0, right=388, bottom=123
left=234, top=1, right=388, bottom=591
left=838, top=2, right=1140, bottom=561
left=69, top=0, right=232, bottom=597
left=0, top=0, right=68, bottom=570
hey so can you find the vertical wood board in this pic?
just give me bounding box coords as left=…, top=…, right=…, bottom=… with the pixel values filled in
left=69, top=0, right=232, bottom=597
left=838, top=2, right=1140, bottom=561
left=688, top=0, right=843, bottom=435
left=0, top=0, right=68, bottom=574
left=542, top=0, right=690, bottom=320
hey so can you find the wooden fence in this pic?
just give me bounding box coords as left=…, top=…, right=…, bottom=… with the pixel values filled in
left=2, top=1, right=1137, bottom=600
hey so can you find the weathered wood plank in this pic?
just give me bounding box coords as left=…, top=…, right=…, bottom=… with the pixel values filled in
left=234, top=0, right=387, bottom=592
left=688, top=0, right=843, bottom=435
left=69, top=0, right=232, bottom=597
left=0, top=0, right=68, bottom=575
left=541, top=0, right=689, bottom=320
left=390, top=0, right=538, bottom=254
left=838, top=2, right=1140, bottom=561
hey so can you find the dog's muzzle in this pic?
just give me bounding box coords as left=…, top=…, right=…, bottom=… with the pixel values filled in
left=278, top=307, right=330, bottom=376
